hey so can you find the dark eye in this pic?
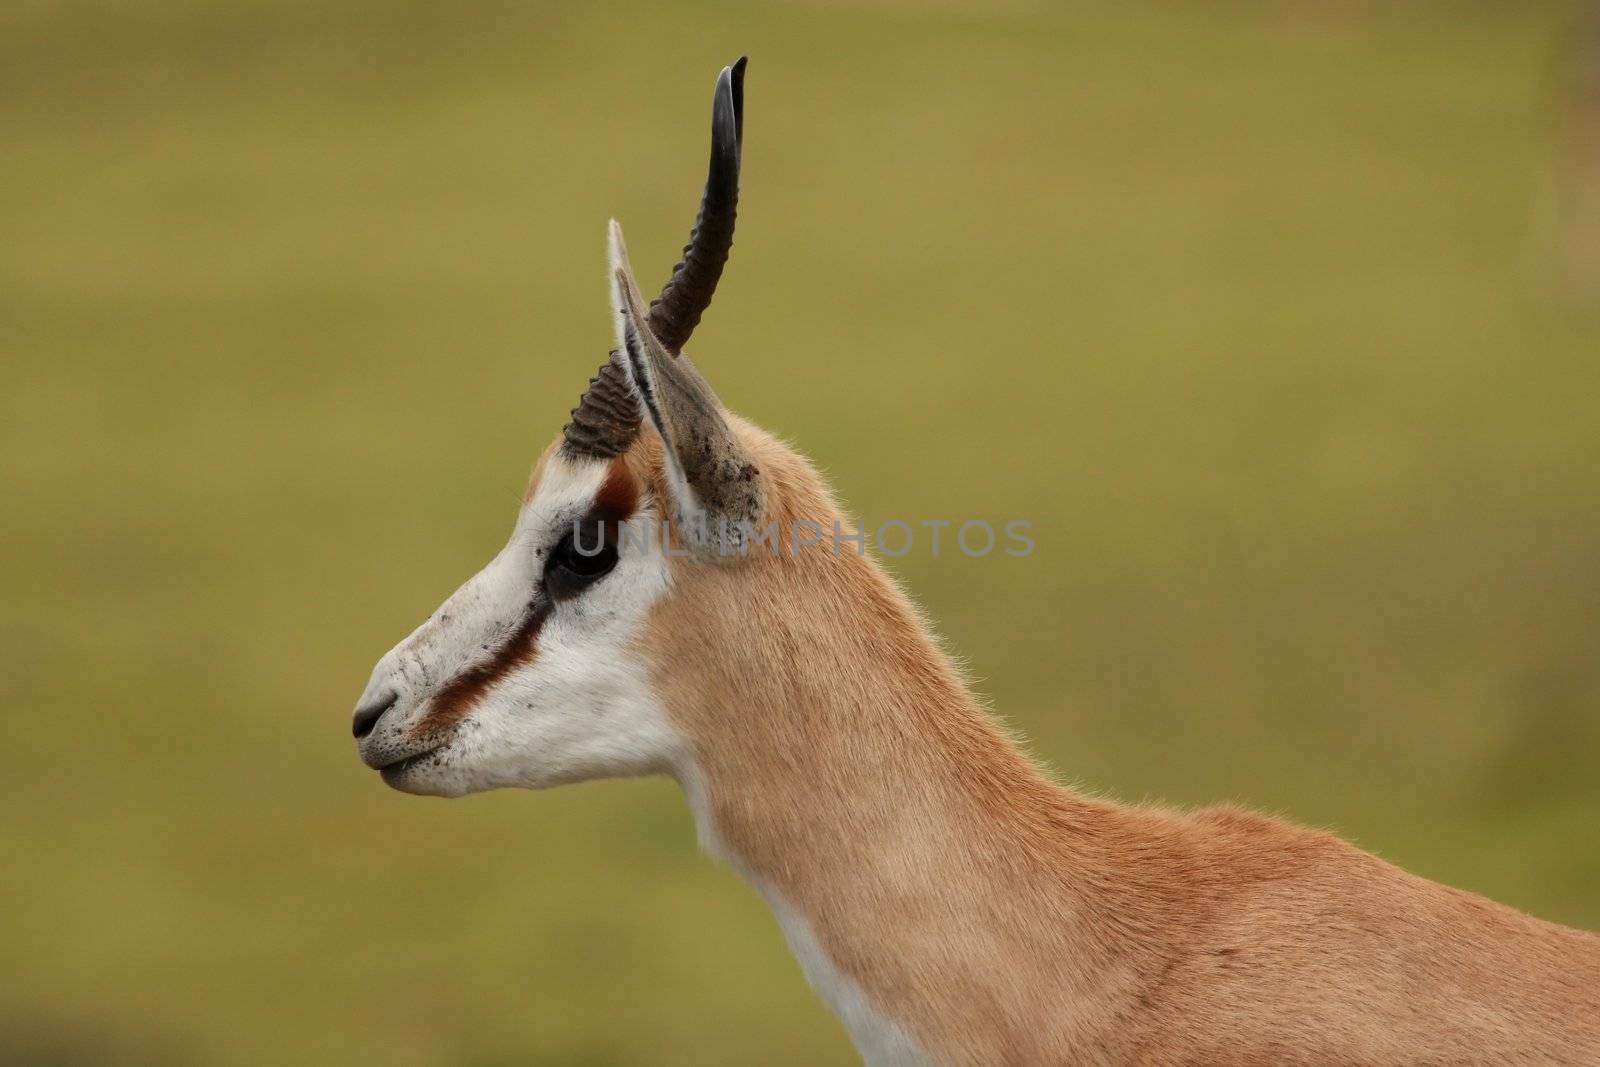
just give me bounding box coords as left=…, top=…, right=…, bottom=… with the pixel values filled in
left=545, top=519, right=618, bottom=599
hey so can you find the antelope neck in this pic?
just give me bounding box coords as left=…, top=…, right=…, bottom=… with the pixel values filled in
left=662, top=553, right=1116, bottom=1062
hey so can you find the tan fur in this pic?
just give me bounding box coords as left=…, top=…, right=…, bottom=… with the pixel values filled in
left=523, top=438, right=559, bottom=502
left=581, top=419, right=1600, bottom=1066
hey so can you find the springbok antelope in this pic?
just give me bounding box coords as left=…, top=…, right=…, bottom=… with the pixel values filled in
left=353, top=58, right=1600, bottom=1065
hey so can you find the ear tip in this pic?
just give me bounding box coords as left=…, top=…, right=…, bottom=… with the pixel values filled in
left=607, top=219, right=630, bottom=273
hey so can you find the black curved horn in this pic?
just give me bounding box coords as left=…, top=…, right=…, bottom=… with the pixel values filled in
left=647, top=56, right=746, bottom=354
left=563, top=57, right=746, bottom=460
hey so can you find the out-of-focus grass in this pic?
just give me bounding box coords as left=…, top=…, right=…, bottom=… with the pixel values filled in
left=2, top=1, right=1597, bottom=1063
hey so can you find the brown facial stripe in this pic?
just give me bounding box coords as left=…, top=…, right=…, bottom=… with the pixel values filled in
left=412, top=457, right=637, bottom=737
left=413, top=601, right=552, bottom=736
left=594, top=454, right=641, bottom=525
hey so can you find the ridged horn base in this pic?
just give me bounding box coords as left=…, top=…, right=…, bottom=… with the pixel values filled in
left=562, top=354, right=642, bottom=459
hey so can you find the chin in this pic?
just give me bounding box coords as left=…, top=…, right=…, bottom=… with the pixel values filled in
left=378, top=750, right=478, bottom=797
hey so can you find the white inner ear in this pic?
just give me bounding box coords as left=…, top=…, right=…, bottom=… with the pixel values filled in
left=607, top=220, right=664, bottom=432
left=605, top=219, right=712, bottom=546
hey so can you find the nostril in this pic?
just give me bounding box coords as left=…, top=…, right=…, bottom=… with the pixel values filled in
left=352, top=690, right=398, bottom=739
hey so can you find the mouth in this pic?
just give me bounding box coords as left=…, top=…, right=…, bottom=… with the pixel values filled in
left=374, top=744, right=447, bottom=783
left=356, top=714, right=466, bottom=794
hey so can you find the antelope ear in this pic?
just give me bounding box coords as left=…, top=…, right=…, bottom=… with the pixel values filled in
left=608, top=220, right=763, bottom=558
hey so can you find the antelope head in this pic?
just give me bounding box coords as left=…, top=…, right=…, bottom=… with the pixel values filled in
left=353, top=57, right=822, bottom=797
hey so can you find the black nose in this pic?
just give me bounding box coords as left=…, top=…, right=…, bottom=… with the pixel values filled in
left=352, top=690, right=398, bottom=739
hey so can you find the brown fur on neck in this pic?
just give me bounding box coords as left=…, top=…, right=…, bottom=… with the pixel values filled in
left=617, top=419, right=1600, bottom=1066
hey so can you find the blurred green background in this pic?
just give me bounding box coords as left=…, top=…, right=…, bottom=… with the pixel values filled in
left=3, top=1, right=1598, bottom=1063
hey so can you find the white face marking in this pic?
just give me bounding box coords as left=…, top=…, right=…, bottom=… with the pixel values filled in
left=353, top=452, right=683, bottom=795
left=354, top=443, right=922, bottom=1066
